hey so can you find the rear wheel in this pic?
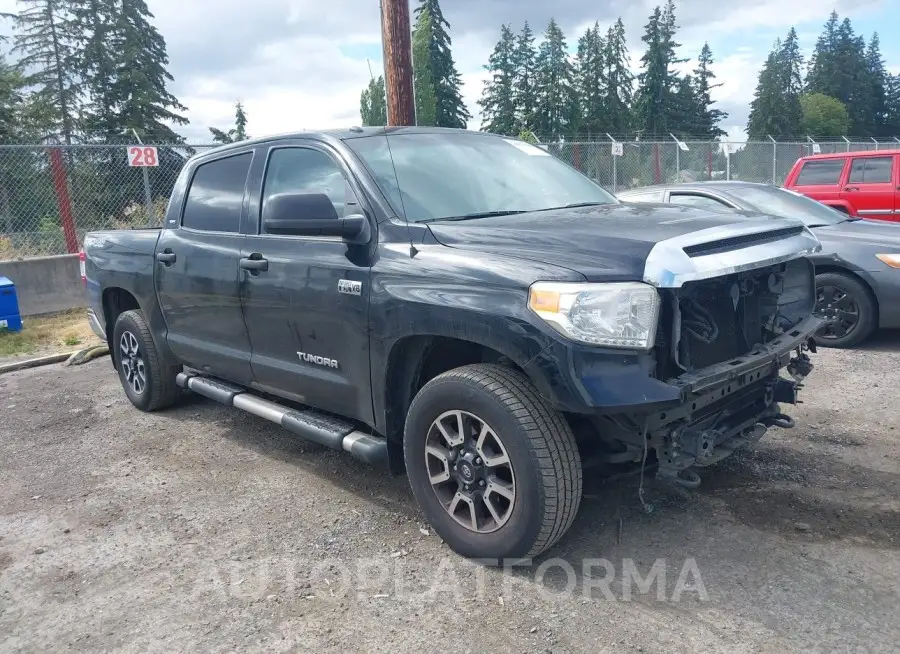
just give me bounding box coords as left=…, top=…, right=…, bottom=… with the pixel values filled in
left=113, top=310, right=180, bottom=411
left=814, top=272, right=876, bottom=348
left=404, top=364, right=582, bottom=561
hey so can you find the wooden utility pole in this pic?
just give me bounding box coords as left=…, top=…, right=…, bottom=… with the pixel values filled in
left=380, top=0, right=416, bottom=126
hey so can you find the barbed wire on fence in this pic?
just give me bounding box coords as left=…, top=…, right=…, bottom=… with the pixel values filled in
left=1, top=137, right=899, bottom=259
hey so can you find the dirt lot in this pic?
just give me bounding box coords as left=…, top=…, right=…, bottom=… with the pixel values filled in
left=1, top=335, right=898, bottom=653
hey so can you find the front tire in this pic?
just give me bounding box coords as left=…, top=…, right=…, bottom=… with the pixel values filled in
left=404, top=364, right=582, bottom=561
left=815, top=272, right=877, bottom=348
left=112, top=310, right=180, bottom=412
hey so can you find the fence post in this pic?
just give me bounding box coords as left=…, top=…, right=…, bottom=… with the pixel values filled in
left=871, top=137, right=879, bottom=151
left=842, top=136, right=850, bottom=152
left=707, top=143, right=712, bottom=180
left=47, top=147, right=79, bottom=254
left=767, top=135, right=776, bottom=184
left=573, top=143, right=581, bottom=172
left=653, top=143, right=661, bottom=184
left=605, top=133, right=618, bottom=191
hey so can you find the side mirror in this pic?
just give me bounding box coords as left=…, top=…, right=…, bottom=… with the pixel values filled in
left=262, top=192, right=367, bottom=241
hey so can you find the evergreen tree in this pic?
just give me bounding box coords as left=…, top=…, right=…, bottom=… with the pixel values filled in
left=511, top=22, right=538, bottom=132
left=533, top=19, right=575, bottom=141
left=71, top=0, right=117, bottom=136
left=106, top=0, right=187, bottom=141
left=572, top=22, right=605, bottom=137
left=602, top=18, right=633, bottom=135
left=413, top=0, right=469, bottom=128
left=747, top=30, right=804, bottom=138
left=806, top=13, right=876, bottom=135
left=671, top=75, right=698, bottom=137
left=359, top=75, right=387, bottom=126
left=865, top=34, right=889, bottom=136
left=692, top=43, right=727, bottom=138
left=884, top=74, right=900, bottom=135
left=477, top=24, right=518, bottom=135
left=634, top=2, right=685, bottom=135
left=70, top=0, right=187, bottom=141
left=209, top=102, right=249, bottom=144
left=13, top=0, right=81, bottom=143
left=412, top=6, right=437, bottom=126
left=0, top=56, right=27, bottom=141
left=805, top=11, right=840, bottom=96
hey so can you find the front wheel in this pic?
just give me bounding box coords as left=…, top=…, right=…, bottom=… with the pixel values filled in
left=404, top=364, right=582, bottom=561
left=113, top=310, right=180, bottom=412
left=814, top=272, right=877, bottom=348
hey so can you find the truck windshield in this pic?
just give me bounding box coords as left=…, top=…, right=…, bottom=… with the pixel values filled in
left=346, top=132, right=617, bottom=223
left=731, top=185, right=850, bottom=227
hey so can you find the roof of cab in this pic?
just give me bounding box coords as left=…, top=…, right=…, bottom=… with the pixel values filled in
left=197, top=126, right=499, bottom=157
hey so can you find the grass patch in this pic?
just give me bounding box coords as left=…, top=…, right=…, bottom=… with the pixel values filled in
left=0, top=309, right=102, bottom=359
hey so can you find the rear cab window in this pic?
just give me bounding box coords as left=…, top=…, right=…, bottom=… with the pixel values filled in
left=794, top=158, right=846, bottom=186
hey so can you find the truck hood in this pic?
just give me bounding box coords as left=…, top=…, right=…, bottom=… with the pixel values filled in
left=427, top=203, right=822, bottom=287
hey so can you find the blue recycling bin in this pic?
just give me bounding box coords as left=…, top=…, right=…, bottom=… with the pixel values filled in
left=0, top=276, right=23, bottom=333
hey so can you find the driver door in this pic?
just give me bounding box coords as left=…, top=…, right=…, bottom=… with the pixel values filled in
left=239, top=141, right=374, bottom=425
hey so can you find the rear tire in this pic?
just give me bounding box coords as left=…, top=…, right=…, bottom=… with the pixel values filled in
left=814, top=272, right=876, bottom=348
left=404, top=364, right=582, bottom=561
left=112, top=310, right=180, bottom=411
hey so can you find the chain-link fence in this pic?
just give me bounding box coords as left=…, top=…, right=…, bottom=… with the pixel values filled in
left=0, top=143, right=215, bottom=260
left=2, top=138, right=900, bottom=259
left=547, top=138, right=900, bottom=193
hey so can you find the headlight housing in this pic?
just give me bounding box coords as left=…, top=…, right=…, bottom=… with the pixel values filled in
left=528, top=281, right=660, bottom=350
left=876, top=253, right=900, bottom=269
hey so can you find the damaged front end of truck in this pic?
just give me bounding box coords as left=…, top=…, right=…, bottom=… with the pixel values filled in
left=593, top=220, right=822, bottom=488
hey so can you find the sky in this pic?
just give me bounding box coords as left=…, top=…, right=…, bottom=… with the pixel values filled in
left=1, top=0, right=898, bottom=143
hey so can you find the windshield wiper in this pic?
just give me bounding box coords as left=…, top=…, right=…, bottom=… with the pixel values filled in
left=422, top=210, right=528, bottom=223
left=530, top=201, right=610, bottom=212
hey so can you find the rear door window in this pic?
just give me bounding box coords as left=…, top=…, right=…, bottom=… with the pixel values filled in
left=182, top=152, right=253, bottom=232
left=848, top=156, right=893, bottom=184
left=795, top=159, right=845, bottom=186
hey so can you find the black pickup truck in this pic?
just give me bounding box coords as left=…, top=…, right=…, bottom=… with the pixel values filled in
left=83, top=127, right=821, bottom=561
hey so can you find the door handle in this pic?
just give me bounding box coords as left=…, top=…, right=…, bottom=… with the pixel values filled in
left=844, top=186, right=859, bottom=192
left=240, top=256, right=268, bottom=272
left=156, top=251, right=176, bottom=265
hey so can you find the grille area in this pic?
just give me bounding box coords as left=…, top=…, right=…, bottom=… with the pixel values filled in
left=666, top=257, right=815, bottom=373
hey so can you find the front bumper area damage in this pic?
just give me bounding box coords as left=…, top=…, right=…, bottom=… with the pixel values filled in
left=648, top=316, right=819, bottom=487
left=587, top=313, right=821, bottom=488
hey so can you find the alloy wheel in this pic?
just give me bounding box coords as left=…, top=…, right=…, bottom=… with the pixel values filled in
left=119, top=330, right=146, bottom=395
left=424, top=410, right=516, bottom=534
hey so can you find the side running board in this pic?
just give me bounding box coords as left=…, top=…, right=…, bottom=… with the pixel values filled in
left=176, top=372, right=388, bottom=467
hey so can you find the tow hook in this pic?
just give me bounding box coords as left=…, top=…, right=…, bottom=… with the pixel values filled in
left=788, top=351, right=814, bottom=382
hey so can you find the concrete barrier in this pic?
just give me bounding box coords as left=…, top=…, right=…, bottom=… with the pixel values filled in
left=0, top=254, right=86, bottom=316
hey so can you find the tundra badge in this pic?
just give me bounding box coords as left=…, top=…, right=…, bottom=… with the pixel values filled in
left=338, top=279, right=362, bottom=296
left=297, top=352, right=340, bottom=369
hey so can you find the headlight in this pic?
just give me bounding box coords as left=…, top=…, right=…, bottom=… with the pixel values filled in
left=528, top=281, right=660, bottom=349
left=876, top=253, right=900, bottom=269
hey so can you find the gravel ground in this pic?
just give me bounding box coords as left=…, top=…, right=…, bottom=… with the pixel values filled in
left=0, top=334, right=898, bottom=653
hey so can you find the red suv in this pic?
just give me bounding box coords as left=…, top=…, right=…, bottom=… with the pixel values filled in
left=784, top=150, right=899, bottom=222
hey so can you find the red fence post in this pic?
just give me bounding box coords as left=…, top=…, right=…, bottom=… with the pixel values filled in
left=48, top=147, right=78, bottom=254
